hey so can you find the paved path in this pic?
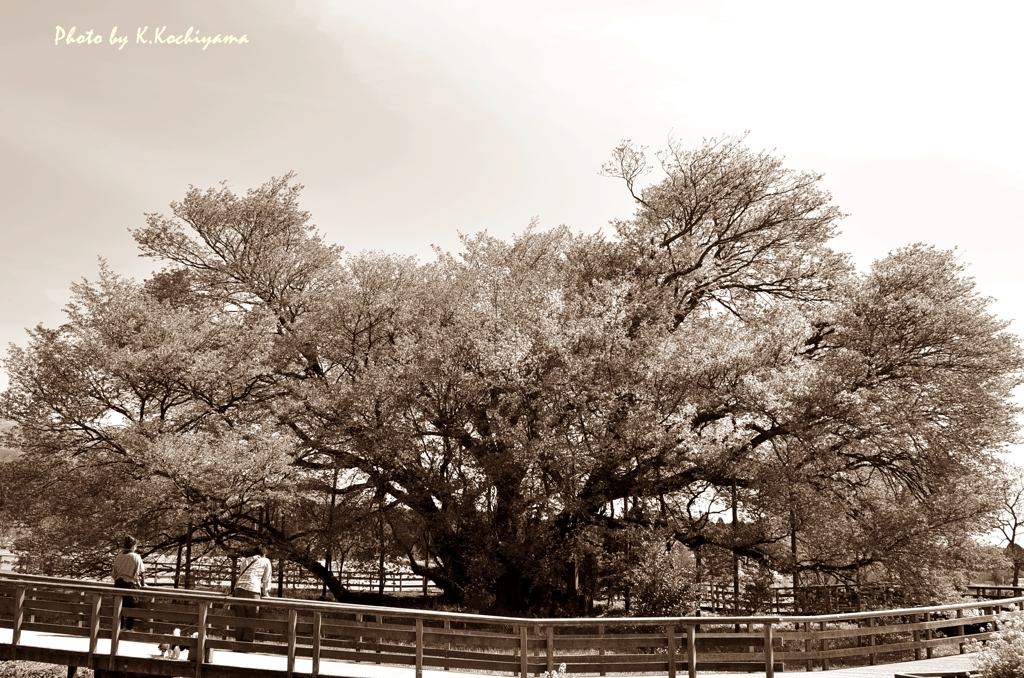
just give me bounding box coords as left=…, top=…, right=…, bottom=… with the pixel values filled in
left=1, top=627, right=979, bottom=677
left=713, top=654, right=977, bottom=678
left=7, top=627, right=446, bottom=677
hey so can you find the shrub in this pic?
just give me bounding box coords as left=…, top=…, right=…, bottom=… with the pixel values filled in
left=969, top=607, right=1024, bottom=678
left=624, top=540, right=699, bottom=617
left=0, top=663, right=92, bottom=678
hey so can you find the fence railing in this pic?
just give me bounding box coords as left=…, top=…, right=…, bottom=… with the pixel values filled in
left=0, top=572, right=1017, bottom=677
left=698, top=583, right=911, bottom=615
left=143, top=557, right=443, bottom=596
left=3, top=552, right=443, bottom=596
left=966, top=584, right=1024, bottom=600
left=5, top=545, right=1003, bottom=614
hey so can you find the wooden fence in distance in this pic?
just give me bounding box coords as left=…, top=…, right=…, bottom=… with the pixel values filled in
left=145, top=557, right=443, bottom=596
left=700, top=582, right=911, bottom=615
left=966, top=584, right=1024, bottom=599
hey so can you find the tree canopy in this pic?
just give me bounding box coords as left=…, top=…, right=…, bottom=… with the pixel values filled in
left=2, top=138, right=1020, bottom=614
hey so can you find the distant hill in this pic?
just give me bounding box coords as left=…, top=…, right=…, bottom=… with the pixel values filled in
left=0, top=420, right=19, bottom=461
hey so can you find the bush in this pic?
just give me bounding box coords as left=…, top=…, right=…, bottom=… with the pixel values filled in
left=624, top=540, right=699, bottom=617
left=0, top=663, right=92, bottom=678
left=969, top=607, right=1024, bottom=678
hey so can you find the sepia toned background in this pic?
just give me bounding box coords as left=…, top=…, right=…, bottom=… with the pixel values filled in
left=2, top=1, right=1023, bottom=425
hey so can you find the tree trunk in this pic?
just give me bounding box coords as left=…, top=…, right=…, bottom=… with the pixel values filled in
left=288, top=553, right=350, bottom=602
left=173, top=542, right=183, bottom=589
left=790, top=507, right=799, bottom=613
left=494, top=569, right=527, bottom=614
left=280, top=509, right=288, bottom=596
left=322, top=551, right=331, bottom=599
left=183, top=523, right=193, bottom=589
left=732, top=479, right=740, bottom=617
left=378, top=511, right=386, bottom=596
left=324, top=462, right=339, bottom=599
left=405, top=551, right=463, bottom=603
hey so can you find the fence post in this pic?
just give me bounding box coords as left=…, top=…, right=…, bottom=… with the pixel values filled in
left=88, top=594, right=102, bottom=661
left=144, top=593, right=156, bottom=633
left=925, top=611, right=932, bottom=659
left=803, top=621, right=812, bottom=672
left=312, top=611, right=322, bottom=678
left=764, top=622, right=774, bottom=678
left=108, top=595, right=123, bottom=671
left=867, top=615, right=876, bottom=665
left=546, top=625, right=554, bottom=673
left=520, top=625, right=529, bottom=678
left=957, top=608, right=965, bottom=654
left=286, top=608, right=297, bottom=677
left=820, top=620, right=829, bottom=670
left=11, top=587, right=25, bottom=656
left=355, top=612, right=363, bottom=660
left=376, top=614, right=383, bottom=664
left=444, top=619, right=451, bottom=671
left=599, top=624, right=606, bottom=677
left=667, top=624, right=676, bottom=678
left=194, top=601, right=208, bottom=678
left=687, top=624, right=697, bottom=678
left=416, top=618, right=424, bottom=678
left=913, top=613, right=921, bottom=661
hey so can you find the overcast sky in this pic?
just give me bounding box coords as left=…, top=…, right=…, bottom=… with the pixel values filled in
left=3, top=1, right=1024, bottom=451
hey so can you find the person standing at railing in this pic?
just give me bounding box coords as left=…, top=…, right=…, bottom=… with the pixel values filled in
left=111, top=535, right=146, bottom=630
left=233, top=544, right=272, bottom=642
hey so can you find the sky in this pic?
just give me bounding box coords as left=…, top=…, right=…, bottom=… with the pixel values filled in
left=2, top=1, right=1023, bottom=452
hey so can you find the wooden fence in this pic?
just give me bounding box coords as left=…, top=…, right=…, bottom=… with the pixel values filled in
left=143, top=557, right=442, bottom=596
left=700, top=582, right=910, bottom=615
left=1, top=572, right=1018, bottom=678
left=966, top=584, right=1024, bottom=599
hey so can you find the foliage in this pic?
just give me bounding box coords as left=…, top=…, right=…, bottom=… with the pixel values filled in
left=969, top=608, right=1024, bottom=678
left=2, top=137, right=1021, bottom=614
left=998, top=465, right=1024, bottom=586
left=742, top=560, right=778, bottom=614
left=0, top=662, right=89, bottom=678
left=541, top=663, right=567, bottom=678
left=622, top=537, right=700, bottom=616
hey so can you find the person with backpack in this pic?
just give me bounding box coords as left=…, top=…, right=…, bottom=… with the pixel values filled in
left=232, top=545, right=272, bottom=642
left=111, top=535, right=146, bottom=630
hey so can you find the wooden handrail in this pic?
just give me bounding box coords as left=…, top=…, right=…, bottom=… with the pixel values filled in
left=784, top=593, right=1024, bottom=623
left=1, top=571, right=1018, bottom=677
left=0, top=571, right=784, bottom=626
left=4, top=569, right=1019, bottom=627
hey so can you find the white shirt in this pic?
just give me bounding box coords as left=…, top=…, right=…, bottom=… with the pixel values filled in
left=236, top=555, right=272, bottom=594
left=111, top=551, right=145, bottom=585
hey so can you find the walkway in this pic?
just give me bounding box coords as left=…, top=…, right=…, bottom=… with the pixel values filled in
left=2, top=627, right=981, bottom=678
left=2, top=573, right=1007, bottom=678
left=715, top=655, right=978, bottom=678
left=3, top=627, right=463, bottom=677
